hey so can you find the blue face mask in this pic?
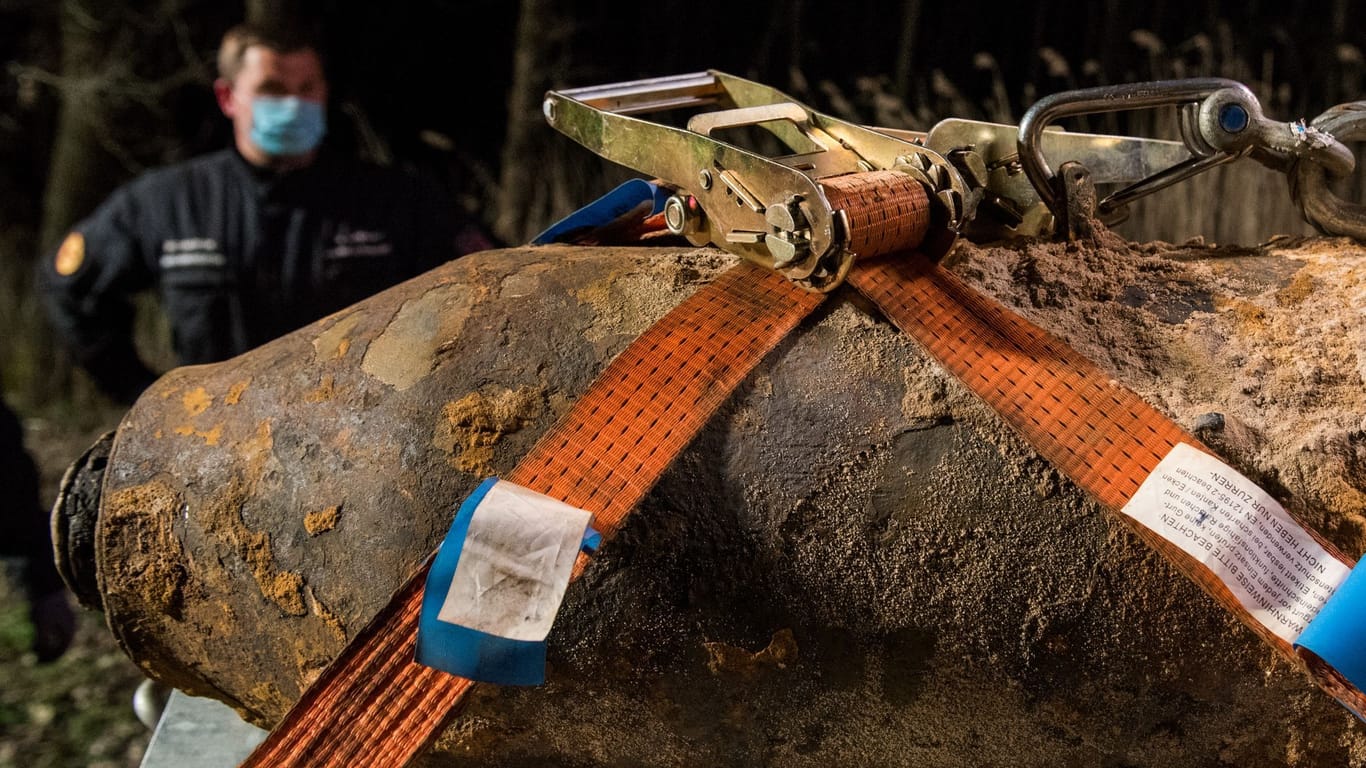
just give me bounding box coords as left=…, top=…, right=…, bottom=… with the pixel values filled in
left=249, top=96, right=327, bottom=157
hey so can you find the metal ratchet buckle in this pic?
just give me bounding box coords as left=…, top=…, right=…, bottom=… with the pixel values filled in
left=544, top=71, right=1224, bottom=289
left=1017, top=79, right=1360, bottom=238
left=543, top=71, right=970, bottom=291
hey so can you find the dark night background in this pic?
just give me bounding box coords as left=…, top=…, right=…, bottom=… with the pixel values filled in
left=0, top=2, right=1363, bottom=765
left=0, top=0, right=1359, bottom=428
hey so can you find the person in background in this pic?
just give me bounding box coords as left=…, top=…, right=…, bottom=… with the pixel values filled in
left=39, top=22, right=492, bottom=404
left=37, top=18, right=495, bottom=729
left=0, top=396, right=75, bottom=662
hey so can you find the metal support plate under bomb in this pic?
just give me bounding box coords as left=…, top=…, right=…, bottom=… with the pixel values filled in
left=543, top=71, right=968, bottom=291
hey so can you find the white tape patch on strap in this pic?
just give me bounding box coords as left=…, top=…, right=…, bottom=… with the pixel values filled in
left=1122, top=442, right=1351, bottom=643
left=437, top=481, right=593, bottom=641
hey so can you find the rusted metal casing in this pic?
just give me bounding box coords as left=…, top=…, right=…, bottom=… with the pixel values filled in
left=62, top=242, right=1366, bottom=766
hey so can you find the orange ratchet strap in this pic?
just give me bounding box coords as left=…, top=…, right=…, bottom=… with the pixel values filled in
left=527, top=67, right=1366, bottom=725
left=240, top=263, right=827, bottom=767
left=247, top=177, right=1366, bottom=764
left=845, top=255, right=1363, bottom=712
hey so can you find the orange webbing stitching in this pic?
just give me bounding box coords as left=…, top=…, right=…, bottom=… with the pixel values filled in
left=847, top=253, right=1365, bottom=713
left=505, top=263, right=825, bottom=529
left=819, top=171, right=931, bottom=257
left=240, top=263, right=826, bottom=768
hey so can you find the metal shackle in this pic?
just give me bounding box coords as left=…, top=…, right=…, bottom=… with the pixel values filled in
left=1195, top=87, right=1356, bottom=178
left=1017, top=79, right=1359, bottom=232
left=1291, top=102, right=1366, bottom=241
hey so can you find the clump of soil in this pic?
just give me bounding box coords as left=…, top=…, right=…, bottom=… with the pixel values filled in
left=945, top=228, right=1366, bottom=554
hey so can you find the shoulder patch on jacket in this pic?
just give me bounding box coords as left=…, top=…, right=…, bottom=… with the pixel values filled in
left=54, top=232, right=85, bottom=276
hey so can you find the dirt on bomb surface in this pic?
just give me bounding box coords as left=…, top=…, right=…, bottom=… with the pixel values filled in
left=16, top=233, right=1366, bottom=767
left=433, top=238, right=1366, bottom=766
left=946, top=229, right=1366, bottom=554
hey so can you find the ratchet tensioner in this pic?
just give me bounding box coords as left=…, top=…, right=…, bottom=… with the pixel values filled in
left=544, top=71, right=1364, bottom=291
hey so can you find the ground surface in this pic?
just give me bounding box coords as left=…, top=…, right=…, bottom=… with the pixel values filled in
left=0, top=409, right=147, bottom=768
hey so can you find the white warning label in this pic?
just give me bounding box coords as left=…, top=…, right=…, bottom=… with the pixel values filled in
left=1122, top=443, right=1350, bottom=643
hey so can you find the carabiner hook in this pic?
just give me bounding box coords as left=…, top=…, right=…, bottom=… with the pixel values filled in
left=1018, top=79, right=1358, bottom=230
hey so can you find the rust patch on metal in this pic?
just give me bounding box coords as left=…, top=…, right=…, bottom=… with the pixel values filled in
left=432, top=386, right=543, bottom=475
left=249, top=682, right=288, bottom=720
left=181, top=386, right=213, bottom=416
left=102, top=481, right=192, bottom=619
left=304, top=585, right=347, bottom=643
left=195, top=422, right=308, bottom=616
left=361, top=283, right=479, bottom=390
left=130, top=414, right=349, bottom=718
left=703, top=629, right=798, bottom=678
left=225, top=379, right=250, bottom=405
left=304, top=374, right=336, bottom=403
left=204, top=482, right=307, bottom=616
left=241, top=420, right=273, bottom=466
left=312, top=312, right=362, bottom=361
left=172, top=422, right=224, bottom=445
left=259, top=570, right=306, bottom=615
left=304, top=505, right=340, bottom=536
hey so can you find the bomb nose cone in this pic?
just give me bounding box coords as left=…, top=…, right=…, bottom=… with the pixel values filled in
left=52, top=430, right=114, bottom=610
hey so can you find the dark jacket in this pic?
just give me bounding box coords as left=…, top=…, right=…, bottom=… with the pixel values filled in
left=41, top=148, right=477, bottom=402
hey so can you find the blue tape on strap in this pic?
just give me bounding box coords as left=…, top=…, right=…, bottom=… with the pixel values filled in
left=531, top=179, right=669, bottom=245
left=1296, top=560, right=1366, bottom=701
left=581, top=526, right=603, bottom=555
left=416, top=477, right=548, bottom=686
